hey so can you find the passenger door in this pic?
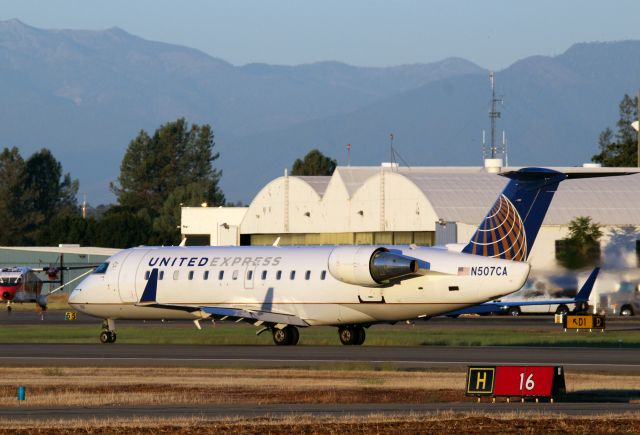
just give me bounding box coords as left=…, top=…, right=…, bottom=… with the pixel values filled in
left=117, top=250, right=145, bottom=303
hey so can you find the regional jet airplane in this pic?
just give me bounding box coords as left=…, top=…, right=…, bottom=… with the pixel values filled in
left=69, top=168, right=625, bottom=345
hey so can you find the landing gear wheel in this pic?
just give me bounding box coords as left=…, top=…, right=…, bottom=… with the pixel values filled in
left=100, top=330, right=117, bottom=344
left=508, top=307, right=521, bottom=317
left=7, top=306, right=11, bottom=313
left=354, top=326, right=366, bottom=345
left=100, top=331, right=110, bottom=344
left=272, top=326, right=299, bottom=346
left=339, top=326, right=365, bottom=345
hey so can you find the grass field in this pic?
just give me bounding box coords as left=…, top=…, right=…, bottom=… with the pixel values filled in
left=1, top=368, right=639, bottom=433
left=2, top=414, right=640, bottom=434
left=0, top=321, right=639, bottom=346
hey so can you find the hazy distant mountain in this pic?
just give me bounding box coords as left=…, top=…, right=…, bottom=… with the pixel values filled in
left=0, top=19, right=638, bottom=203
left=224, top=41, right=640, bottom=201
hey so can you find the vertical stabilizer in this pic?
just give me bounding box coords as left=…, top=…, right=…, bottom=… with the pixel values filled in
left=462, top=168, right=566, bottom=262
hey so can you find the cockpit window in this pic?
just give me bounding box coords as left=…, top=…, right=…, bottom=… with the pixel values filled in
left=94, top=263, right=109, bottom=274
left=0, top=277, right=20, bottom=286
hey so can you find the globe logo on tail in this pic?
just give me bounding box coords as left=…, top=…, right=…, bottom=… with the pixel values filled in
left=467, top=194, right=527, bottom=261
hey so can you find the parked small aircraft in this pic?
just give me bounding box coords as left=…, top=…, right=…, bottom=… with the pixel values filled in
left=1, top=259, right=97, bottom=312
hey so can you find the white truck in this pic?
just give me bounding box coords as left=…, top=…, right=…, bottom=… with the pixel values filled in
left=578, top=270, right=640, bottom=316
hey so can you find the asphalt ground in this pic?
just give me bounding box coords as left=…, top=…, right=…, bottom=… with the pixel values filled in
left=2, top=402, right=640, bottom=420
left=2, top=311, right=640, bottom=420
left=0, top=343, right=639, bottom=372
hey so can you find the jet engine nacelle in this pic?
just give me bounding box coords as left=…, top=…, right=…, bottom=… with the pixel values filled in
left=328, top=246, right=420, bottom=287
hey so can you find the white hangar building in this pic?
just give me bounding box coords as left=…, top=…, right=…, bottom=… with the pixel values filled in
left=181, top=165, right=640, bottom=273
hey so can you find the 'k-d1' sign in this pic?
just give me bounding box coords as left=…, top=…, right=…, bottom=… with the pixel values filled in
left=466, top=366, right=566, bottom=400
left=563, top=314, right=605, bottom=330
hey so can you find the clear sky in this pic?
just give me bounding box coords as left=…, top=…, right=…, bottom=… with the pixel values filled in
left=2, top=1, right=640, bottom=70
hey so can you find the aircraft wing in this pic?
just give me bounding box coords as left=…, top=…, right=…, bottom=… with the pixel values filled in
left=446, top=268, right=599, bottom=316
left=136, top=269, right=308, bottom=327
left=0, top=246, right=120, bottom=257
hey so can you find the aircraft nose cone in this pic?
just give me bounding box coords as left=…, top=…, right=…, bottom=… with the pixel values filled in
left=68, top=289, right=81, bottom=306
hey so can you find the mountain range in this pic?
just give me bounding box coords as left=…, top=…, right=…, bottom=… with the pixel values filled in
left=1, top=19, right=639, bottom=203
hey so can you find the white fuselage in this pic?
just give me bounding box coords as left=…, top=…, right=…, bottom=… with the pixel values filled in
left=69, top=245, right=530, bottom=326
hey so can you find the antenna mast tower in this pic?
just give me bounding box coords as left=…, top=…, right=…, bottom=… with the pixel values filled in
left=487, top=71, right=504, bottom=159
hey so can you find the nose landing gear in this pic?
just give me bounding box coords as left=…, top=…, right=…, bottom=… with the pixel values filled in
left=100, top=319, right=117, bottom=343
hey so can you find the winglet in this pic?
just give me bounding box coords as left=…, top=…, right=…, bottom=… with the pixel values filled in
left=575, top=267, right=599, bottom=302
left=139, top=268, right=158, bottom=305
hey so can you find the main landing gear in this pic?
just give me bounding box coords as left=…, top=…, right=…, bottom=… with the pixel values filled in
left=338, top=325, right=366, bottom=345
left=272, top=325, right=299, bottom=345
left=100, top=319, right=117, bottom=344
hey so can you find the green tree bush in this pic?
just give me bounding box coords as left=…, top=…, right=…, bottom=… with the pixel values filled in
left=556, top=216, right=603, bottom=269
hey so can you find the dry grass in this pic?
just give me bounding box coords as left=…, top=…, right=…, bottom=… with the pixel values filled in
left=2, top=413, right=640, bottom=434
left=0, top=367, right=463, bottom=407
left=0, top=367, right=639, bottom=408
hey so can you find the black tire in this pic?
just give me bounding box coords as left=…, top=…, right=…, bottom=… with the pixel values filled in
left=6, top=306, right=11, bottom=313
left=100, top=331, right=111, bottom=344
left=272, top=326, right=298, bottom=345
left=620, top=306, right=634, bottom=317
left=339, top=327, right=357, bottom=345
left=354, top=326, right=366, bottom=345
left=555, top=305, right=569, bottom=316
left=508, top=307, right=521, bottom=317
left=289, top=326, right=299, bottom=346
left=108, top=331, right=117, bottom=343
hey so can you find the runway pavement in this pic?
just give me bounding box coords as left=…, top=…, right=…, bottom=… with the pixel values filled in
left=2, top=343, right=640, bottom=371
left=2, top=402, right=640, bottom=420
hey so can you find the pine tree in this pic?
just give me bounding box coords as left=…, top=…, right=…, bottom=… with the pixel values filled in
left=111, top=118, right=224, bottom=245
left=291, top=149, right=337, bottom=176
left=592, top=94, right=638, bottom=167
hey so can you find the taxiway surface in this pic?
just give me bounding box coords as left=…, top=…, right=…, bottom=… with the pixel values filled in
left=1, top=343, right=639, bottom=372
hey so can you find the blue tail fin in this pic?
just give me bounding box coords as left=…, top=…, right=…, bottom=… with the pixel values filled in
left=575, top=267, right=599, bottom=302
left=462, top=168, right=566, bottom=262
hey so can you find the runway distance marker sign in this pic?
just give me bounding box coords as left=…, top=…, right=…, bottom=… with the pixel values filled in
left=466, top=366, right=565, bottom=400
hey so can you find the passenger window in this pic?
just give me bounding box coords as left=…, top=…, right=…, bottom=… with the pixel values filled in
left=173, top=270, right=179, bottom=280
left=305, top=270, right=311, bottom=280
left=247, top=270, right=253, bottom=280
left=232, top=270, right=239, bottom=280
left=261, top=270, right=267, bottom=280
left=144, top=271, right=150, bottom=280
left=204, top=271, right=209, bottom=280
left=276, top=271, right=282, bottom=280
left=320, top=270, right=326, bottom=280
left=218, top=270, right=224, bottom=280
left=159, top=271, right=164, bottom=280
left=290, top=270, right=296, bottom=280
left=188, top=271, right=194, bottom=280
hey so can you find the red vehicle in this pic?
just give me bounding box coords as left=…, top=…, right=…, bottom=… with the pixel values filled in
left=0, top=267, right=46, bottom=311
